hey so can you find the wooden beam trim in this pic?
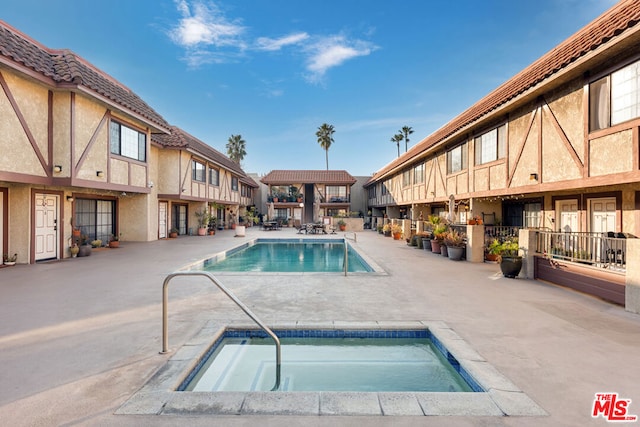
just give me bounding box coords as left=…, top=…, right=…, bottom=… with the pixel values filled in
left=543, top=102, right=584, bottom=169
left=508, top=108, right=538, bottom=187
left=75, top=110, right=109, bottom=171
left=0, top=71, right=49, bottom=173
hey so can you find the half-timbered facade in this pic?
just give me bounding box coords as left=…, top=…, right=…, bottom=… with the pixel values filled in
left=152, top=127, right=257, bottom=235
left=365, top=1, right=640, bottom=238
left=261, top=170, right=357, bottom=225
left=0, top=21, right=255, bottom=263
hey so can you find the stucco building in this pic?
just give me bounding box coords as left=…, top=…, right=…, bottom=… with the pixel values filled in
left=0, top=21, right=256, bottom=263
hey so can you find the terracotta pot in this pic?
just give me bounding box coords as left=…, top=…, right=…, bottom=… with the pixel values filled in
left=393, top=232, right=402, bottom=240
left=430, top=240, right=441, bottom=254
left=169, top=232, right=178, bottom=238
left=339, top=224, right=346, bottom=231
left=197, top=227, right=207, bottom=236
left=467, top=219, right=477, bottom=225
left=109, top=240, right=120, bottom=248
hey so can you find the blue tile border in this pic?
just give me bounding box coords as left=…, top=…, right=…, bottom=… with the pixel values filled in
left=177, top=327, right=482, bottom=393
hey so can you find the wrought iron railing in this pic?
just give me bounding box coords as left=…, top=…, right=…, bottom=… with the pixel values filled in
left=535, top=231, right=628, bottom=270
left=485, top=226, right=520, bottom=243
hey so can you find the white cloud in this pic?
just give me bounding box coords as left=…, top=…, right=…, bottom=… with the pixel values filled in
left=304, top=36, right=376, bottom=83
left=169, top=0, right=245, bottom=66
left=255, top=32, right=309, bottom=51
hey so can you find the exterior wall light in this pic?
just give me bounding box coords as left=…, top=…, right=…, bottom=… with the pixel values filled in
left=66, top=196, right=74, bottom=202
left=97, top=171, right=104, bottom=177
left=529, top=173, right=538, bottom=181
left=53, top=165, right=62, bottom=173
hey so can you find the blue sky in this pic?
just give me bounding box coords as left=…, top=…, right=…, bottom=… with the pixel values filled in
left=2, top=0, right=617, bottom=176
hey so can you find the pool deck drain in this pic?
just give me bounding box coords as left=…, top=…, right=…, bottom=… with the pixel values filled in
left=117, top=320, right=547, bottom=417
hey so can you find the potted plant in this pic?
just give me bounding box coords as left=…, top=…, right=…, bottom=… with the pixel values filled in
left=91, top=239, right=102, bottom=248
left=109, top=234, right=120, bottom=248
left=169, top=228, right=179, bottom=238
left=337, top=219, right=347, bottom=231
left=3, top=253, right=17, bottom=266
left=377, top=224, right=384, bottom=234
left=485, top=239, right=501, bottom=262
left=78, top=235, right=92, bottom=257
left=195, top=208, right=211, bottom=236
left=431, top=224, right=447, bottom=254
left=496, top=238, right=522, bottom=278
left=391, top=223, right=403, bottom=240
left=382, top=223, right=392, bottom=237
left=69, top=245, right=79, bottom=258
left=444, top=230, right=466, bottom=261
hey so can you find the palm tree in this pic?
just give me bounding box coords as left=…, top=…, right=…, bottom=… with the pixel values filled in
left=391, top=133, right=403, bottom=157
left=316, top=123, right=335, bottom=170
left=400, top=125, right=414, bottom=152
left=226, top=134, right=246, bottom=165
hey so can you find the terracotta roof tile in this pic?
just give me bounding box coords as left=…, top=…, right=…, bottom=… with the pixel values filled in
left=152, top=127, right=257, bottom=187
left=261, top=170, right=357, bottom=185
left=0, top=21, right=169, bottom=132
left=370, top=0, right=640, bottom=183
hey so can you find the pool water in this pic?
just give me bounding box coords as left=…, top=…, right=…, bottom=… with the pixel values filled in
left=180, top=330, right=478, bottom=393
left=200, top=240, right=372, bottom=272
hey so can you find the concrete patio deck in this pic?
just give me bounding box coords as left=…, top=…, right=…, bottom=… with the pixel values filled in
left=0, top=226, right=638, bottom=426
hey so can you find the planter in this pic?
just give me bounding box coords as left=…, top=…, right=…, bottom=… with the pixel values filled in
left=108, top=240, right=120, bottom=248
left=485, top=253, right=500, bottom=262
left=447, top=246, right=465, bottom=261
left=197, top=227, right=207, bottom=236
left=235, top=225, right=246, bottom=237
left=339, top=224, right=346, bottom=231
left=422, top=237, right=431, bottom=251
left=384, top=231, right=391, bottom=237
left=392, top=232, right=402, bottom=240
left=169, top=232, right=178, bottom=238
left=430, top=239, right=441, bottom=254
left=467, top=219, right=477, bottom=225
left=440, top=244, right=449, bottom=257
left=78, top=245, right=92, bottom=257
left=3, top=261, right=16, bottom=266
left=500, top=256, right=523, bottom=278
left=209, top=230, right=215, bottom=236
left=415, top=236, right=424, bottom=249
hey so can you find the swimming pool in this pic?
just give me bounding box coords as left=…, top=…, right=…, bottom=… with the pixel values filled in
left=193, top=238, right=376, bottom=273
left=179, top=329, right=480, bottom=392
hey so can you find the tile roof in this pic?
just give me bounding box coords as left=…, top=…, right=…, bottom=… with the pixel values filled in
left=368, top=0, right=640, bottom=184
left=152, top=126, right=257, bottom=187
left=0, top=21, right=169, bottom=132
left=260, top=170, right=357, bottom=185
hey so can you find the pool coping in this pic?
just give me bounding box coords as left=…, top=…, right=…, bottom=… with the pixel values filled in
left=181, top=237, right=387, bottom=275
left=116, top=321, right=547, bottom=417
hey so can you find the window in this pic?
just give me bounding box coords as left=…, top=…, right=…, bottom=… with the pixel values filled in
left=241, top=185, right=247, bottom=197
left=231, top=177, right=238, bottom=191
left=474, top=126, right=505, bottom=165
left=209, top=168, right=219, bottom=186
left=326, top=186, right=347, bottom=202
left=192, top=160, right=205, bottom=182
left=524, top=202, right=542, bottom=228
left=590, top=60, right=640, bottom=131
left=413, top=163, right=425, bottom=183
left=110, top=121, right=146, bottom=162
left=74, top=198, right=115, bottom=243
left=368, top=186, right=376, bottom=199
left=447, top=142, right=468, bottom=173
left=402, top=170, right=411, bottom=187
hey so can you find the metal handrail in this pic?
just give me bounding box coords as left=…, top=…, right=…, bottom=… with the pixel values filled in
left=344, top=241, right=348, bottom=276
left=344, top=232, right=357, bottom=243
left=161, top=271, right=281, bottom=391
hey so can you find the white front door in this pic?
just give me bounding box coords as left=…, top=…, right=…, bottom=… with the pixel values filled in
left=35, top=194, right=59, bottom=261
left=557, top=200, right=578, bottom=232
left=591, top=198, right=616, bottom=234
left=158, top=202, right=167, bottom=239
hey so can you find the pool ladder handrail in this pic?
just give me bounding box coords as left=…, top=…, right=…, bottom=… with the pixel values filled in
left=161, top=271, right=281, bottom=391
left=342, top=233, right=356, bottom=276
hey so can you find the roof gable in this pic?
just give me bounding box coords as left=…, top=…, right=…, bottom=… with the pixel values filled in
left=261, top=170, right=357, bottom=185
